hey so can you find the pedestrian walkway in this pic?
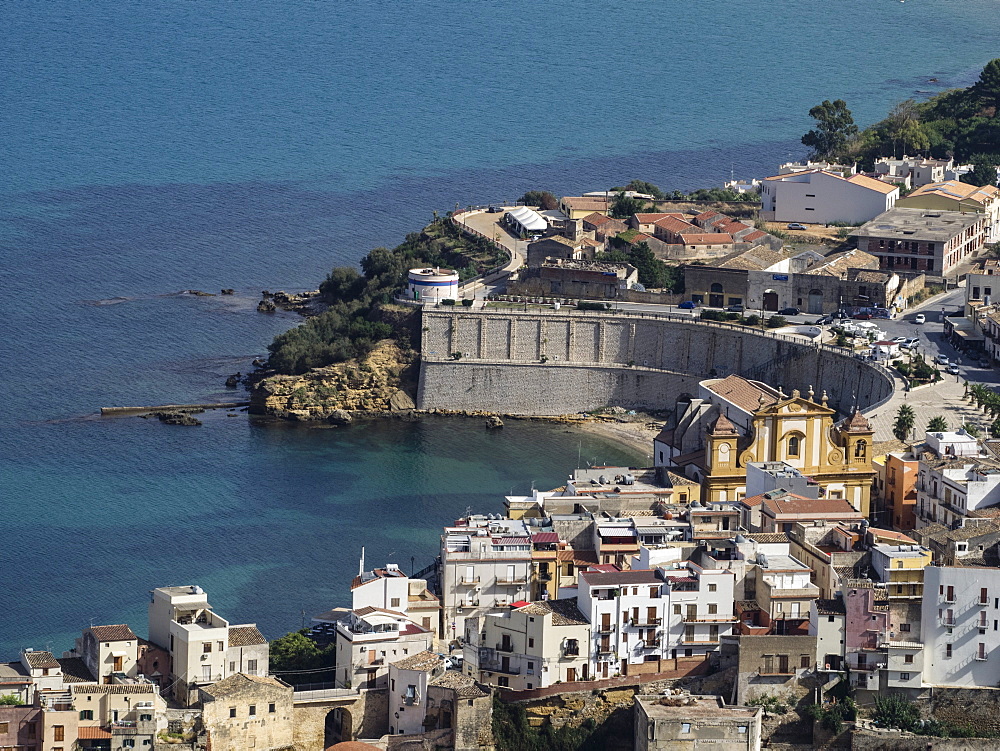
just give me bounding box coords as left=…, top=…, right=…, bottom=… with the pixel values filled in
left=865, top=373, right=989, bottom=442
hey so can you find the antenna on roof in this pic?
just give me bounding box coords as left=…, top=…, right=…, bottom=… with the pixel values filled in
left=359, top=546, right=365, bottom=577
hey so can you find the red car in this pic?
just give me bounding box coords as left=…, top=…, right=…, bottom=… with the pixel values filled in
left=852, top=312, right=873, bottom=320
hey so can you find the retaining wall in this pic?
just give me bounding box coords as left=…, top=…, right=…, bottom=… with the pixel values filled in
left=418, top=309, right=894, bottom=416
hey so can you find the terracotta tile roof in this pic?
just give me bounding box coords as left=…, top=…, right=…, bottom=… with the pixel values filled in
left=74, top=684, right=157, bottom=694
left=742, top=533, right=789, bottom=543
left=741, top=230, right=768, bottom=243
left=847, top=174, right=899, bottom=194
left=581, top=569, right=662, bottom=586
left=78, top=727, right=113, bottom=740
left=634, top=213, right=676, bottom=224
left=716, top=246, right=788, bottom=271
left=561, top=196, right=610, bottom=211
left=57, top=658, right=96, bottom=684
left=851, top=270, right=892, bottom=284
left=705, top=374, right=779, bottom=413
left=695, top=211, right=721, bottom=220
left=89, top=624, right=137, bottom=642
left=582, top=212, right=615, bottom=226
left=843, top=409, right=873, bottom=433
left=228, top=625, right=267, bottom=648
left=354, top=606, right=408, bottom=619
left=556, top=550, right=598, bottom=564
left=762, top=495, right=861, bottom=517
left=532, top=532, right=560, bottom=544
left=515, top=597, right=589, bottom=626
left=23, top=651, right=59, bottom=669
left=201, top=673, right=290, bottom=697
left=430, top=669, right=490, bottom=698
left=868, top=528, right=916, bottom=544
left=393, top=650, right=443, bottom=672
left=654, top=216, right=696, bottom=234
left=709, top=412, right=738, bottom=435
left=815, top=598, right=846, bottom=615
left=678, top=233, right=733, bottom=245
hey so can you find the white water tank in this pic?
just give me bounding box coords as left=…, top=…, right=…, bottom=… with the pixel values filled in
left=407, top=267, right=459, bottom=302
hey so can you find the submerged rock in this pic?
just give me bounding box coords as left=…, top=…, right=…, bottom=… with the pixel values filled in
left=221, top=288, right=235, bottom=295
left=328, top=409, right=353, bottom=426
left=257, top=299, right=276, bottom=313
left=152, top=411, right=202, bottom=426
left=225, top=373, right=242, bottom=388
left=486, top=416, right=504, bottom=429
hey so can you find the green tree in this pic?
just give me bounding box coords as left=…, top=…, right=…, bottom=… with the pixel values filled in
left=518, top=191, right=559, bottom=210
left=624, top=180, right=665, bottom=200
left=973, top=58, right=1000, bottom=112
left=802, top=99, right=859, bottom=159
left=872, top=693, right=921, bottom=731
left=319, top=267, right=365, bottom=303
left=961, top=154, right=1000, bottom=187
left=964, top=422, right=982, bottom=438
left=0, top=694, right=24, bottom=706
left=609, top=191, right=650, bottom=219
left=927, top=416, right=948, bottom=432
left=893, top=404, right=916, bottom=441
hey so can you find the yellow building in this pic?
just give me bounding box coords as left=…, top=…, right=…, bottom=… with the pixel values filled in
left=658, top=375, right=876, bottom=515
left=870, top=542, right=932, bottom=600
left=896, top=180, right=1000, bottom=243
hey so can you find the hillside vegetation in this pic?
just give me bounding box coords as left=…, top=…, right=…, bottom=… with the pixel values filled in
left=267, top=218, right=505, bottom=374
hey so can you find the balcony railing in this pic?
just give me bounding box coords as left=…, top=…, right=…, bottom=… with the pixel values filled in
left=596, top=647, right=615, bottom=656
left=594, top=624, right=616, bottom=635
left=496, top=577, right=529, bottom=586
left=458, top=577, right=481, bottom=585
left=111, top=721, right=156, bottom=735
left=683, top=615, right=737, bottom=623
left=629, top=618, right=662, bottom=628
left=561, top=649, right=580, bottom=658
left=496, top=643, right=515, bottom=654
left=940, top=617, right=955, bottom=627
left=641, top=639, right=661, bottom=648
left=485, top=663, right=521, bottom=675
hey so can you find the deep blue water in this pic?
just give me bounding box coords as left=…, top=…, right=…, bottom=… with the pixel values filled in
left=2, top=0, right=997, bottom=656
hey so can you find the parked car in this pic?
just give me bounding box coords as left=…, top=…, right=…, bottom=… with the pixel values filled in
left=815, top=316, right=833, bottom=325
left=914, top=313, right=926, bottom=324
left=778, top=307, right=800, bottom=316
left=900, top=337, right=920, bottom=350
left=936, top=354, right=950, bottom=365
left=947, top=363, right=961, bottom=375
left=678, top=300, right=697, bottom=309
left=787, top=223, right=808, bottom=230
left=890, top=336, right=907, bottom=344
left=487, top=206, right=502, bottom=213
left=726, top=304, right=745, bottom=312
left=853, top=312, right=873, bottom=320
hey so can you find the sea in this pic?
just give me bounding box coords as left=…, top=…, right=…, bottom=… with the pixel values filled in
left=2, top=0, right=997, bottom=656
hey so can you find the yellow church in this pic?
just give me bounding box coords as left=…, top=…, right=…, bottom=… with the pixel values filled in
left=655, top=374, right=875, bottom=515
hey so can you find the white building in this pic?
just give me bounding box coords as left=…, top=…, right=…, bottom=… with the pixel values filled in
left=660, top=564, right=737, bottom=659
left=440, top=517, right=533, bottom=641
left=351, top=562, right=440, bottom=634
left=334, top=607, right=434, bottom=690
left=147, top=585, right=269, bottom=706
left=759, top=170, right=898, bottom=225
left=921, top=566, right=1000, bottom=687
left=915, top=434, right=1000, bottom=528
left=874, top=155, right=951, bottom=187
left=387, top=651, right=445, bottom=736
left=809, top=599, right=846, bottom=671
left=464, top=598, right=591, bottom=690
left=407, top=267, right=459, bottom=303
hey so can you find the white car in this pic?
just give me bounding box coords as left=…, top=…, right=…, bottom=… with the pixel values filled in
left=900, top=338, right=920, bottom=350
left=890, top=336, right=907, bottom=344
left=915, top=313, right=926, bottom=324
left=947, top=364, right=960, bottom=375
left=936, top=354, right=950, bottom=365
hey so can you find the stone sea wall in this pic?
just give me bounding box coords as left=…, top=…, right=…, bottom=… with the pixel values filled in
left=417, top=309, right=893, bottom=416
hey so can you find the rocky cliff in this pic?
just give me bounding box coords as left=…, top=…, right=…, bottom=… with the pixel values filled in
left=249, top=340, right=418, bottom=420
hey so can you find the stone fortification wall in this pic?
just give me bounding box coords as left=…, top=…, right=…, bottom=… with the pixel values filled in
left=418, top=310, right=893, bottom=416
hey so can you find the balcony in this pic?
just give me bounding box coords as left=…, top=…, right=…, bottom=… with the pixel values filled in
left=596, top=647, right=615, bottom=657
left=496, top=642, right=515, bottom=654
left=485, top=662, right=521, bottom=675
left=940, top=617, right=955, bottom=627
left=561, top=648, right=580, bottom=658
left=496, top=577, right=529, bottom=586
left=458, top=576, right=481, bottom=585
left=594, top=624, right=616, bottom=635
left=110, top=721, right=156, bottom=735
left=629, top=618, right=662, bottom=628
left=683, top=615, right=737, bottom=624
left=641, top=639, right=661, bottom=648
left=539, top=571, right=553, bottom=582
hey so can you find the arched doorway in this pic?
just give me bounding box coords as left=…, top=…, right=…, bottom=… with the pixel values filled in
left=709, top=282, right=724, bottom=308
left=762, top=289, right=779, bottom=312
left=808, top=288, right=824, bottom=315
left=325, top=707, right=353, bottom=747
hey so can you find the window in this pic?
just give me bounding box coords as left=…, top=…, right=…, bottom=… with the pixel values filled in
left=203, top=642, right=212, bottom=654
left=800, top=654, right=810, bottom=669
left=855, top=439, right=867, bottom=458
left=229, top=661, right=235, bottom=672
left=738, top=726, right=748, bottom=734
left=217, top=641, right=224, bottom=651
left=978, top=643, right=988, bottom=660
left=982, top=588, right=989, bottom=605
left=708, top=583, right=717, bottom=592
left=0, top=722, right=7, bottom=733
left=828, top=615, right=835, bottom=623
left=673, top=604, right=681, bottom=615
left=946, top=644, right=953, bottom=658
left=900, top=672, right=910, bottom=681
left=249, top=705, right=256, bottom=716
left=681, top=723, right=691, bottom=733
left=229, top=707, right=237, bottom=718
left=708, top=604, right=718, bottom=614
left=391, top=597, right=400, bottom=608
left=787, top=435, right=800, bottom=457
left=904, top=654, right=914, bottom=664
left=247, top=659, right=258, bottom=673
left=123, top=740, right=135, bottom=748
left=946, top=585, right=955, bottom=602
left=269, top=703, right=276, bottom=714
left=899, top=623, right=910, bottom=632
left=80, top=710, right=94, bottom=720
left=498, top=677, right=509, bottom=688
left=53, top=726, right=65, bottom=742
left=140, top=714, right=152, bottom=722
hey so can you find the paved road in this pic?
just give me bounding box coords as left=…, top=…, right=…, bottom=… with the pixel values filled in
left=455, top=208, right=526, bottom=299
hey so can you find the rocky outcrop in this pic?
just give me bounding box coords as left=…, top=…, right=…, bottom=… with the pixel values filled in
left=249, top=340, right=417, bottom=420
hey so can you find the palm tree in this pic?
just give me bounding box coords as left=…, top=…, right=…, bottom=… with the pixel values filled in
left=927, top=416, right=948, bottom=432
left=893, top=404, right=916, bottom=441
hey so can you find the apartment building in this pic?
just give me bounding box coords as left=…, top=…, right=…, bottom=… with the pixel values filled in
left=72, top=682, right=165, bottom=750
left=465, top=599, right=591, bottom=690
left=915, top=432, right=1000, bottom=528
left=440, top=517, right=533, bottom=640
left=760, top=170, right=898, bottom=224
left=870, top=543, right=932, bottom=600
left=634, top=694, right=763, bottom=751
left=921, top=566, right=1000, bottom=687
left=853, top=208, right=986, bottom=276
left=334, top=607, right=433, bottom=690
left=387, top=652, right=445, bottom=736
left=809, top=598, right=846, bottom=671
left=743, top=554, right=820, bottom=636
left=897, top=180, right=1000, bottom=243
left=147, top=586, right=268, bottom=706
left=661, top=564, right=737, bottom=659
left=351, top=562, right=441, bottom=635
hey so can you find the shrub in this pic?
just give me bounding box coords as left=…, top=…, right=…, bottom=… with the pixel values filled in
left=577, top=301, right=610, bottom=311
left=461, top=298, right=474, bottom=307
left=441, top=298, right=456, bottom=306
left=744, top=314, right=761, bottom=326
left=765, top=315, right=788, bottom=328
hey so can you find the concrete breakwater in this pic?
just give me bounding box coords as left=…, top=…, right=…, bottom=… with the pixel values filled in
left=417, top=309, right=894, bottom=416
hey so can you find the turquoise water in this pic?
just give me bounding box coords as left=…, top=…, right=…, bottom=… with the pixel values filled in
left=2, top=0, right=997, bottom=655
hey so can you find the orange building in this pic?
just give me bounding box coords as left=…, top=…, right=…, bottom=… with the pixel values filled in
left=883, top=452, right=919, bottom=530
